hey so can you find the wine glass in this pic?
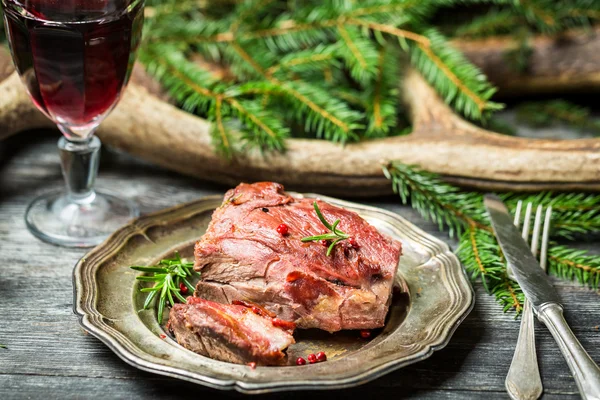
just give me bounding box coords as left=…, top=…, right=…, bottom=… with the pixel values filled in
left=2, top=0, right=144, bottom=247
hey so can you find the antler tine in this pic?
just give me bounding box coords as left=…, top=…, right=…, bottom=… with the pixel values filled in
left=403, top=69, right=461, bottom=131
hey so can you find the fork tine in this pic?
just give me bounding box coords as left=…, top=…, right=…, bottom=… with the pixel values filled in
left=514, top=200, right=523, bottom=228
left=531, top=205, right=543, bottom=256
left=540, top=206, right=552, bottom=271
left=522, top=202, right=533, bottom=243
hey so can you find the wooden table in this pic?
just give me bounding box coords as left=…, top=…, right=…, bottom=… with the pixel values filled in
left=1, top=130, right=598, bottom=399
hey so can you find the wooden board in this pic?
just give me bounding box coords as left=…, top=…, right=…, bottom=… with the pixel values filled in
left=0, top=132, right=598, bottom=399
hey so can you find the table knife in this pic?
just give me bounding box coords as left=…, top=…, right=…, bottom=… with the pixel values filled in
left=484, top=194, right=600, bottom=400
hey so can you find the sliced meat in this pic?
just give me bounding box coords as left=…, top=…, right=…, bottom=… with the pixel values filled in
left=167, top=297, right=295, bottom=365
left=194, top=182, right=402, bottom=332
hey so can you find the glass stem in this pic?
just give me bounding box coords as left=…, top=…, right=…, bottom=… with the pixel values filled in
left=58, top=136, right=101, bottom=205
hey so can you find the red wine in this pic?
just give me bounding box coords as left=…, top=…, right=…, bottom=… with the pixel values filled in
left=2, top=0, right=143, bottom=130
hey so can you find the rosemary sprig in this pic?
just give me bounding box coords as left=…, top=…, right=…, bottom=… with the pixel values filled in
left=302, top=201, right=349, bottom=256
left=130, top=251, right=199, bottom=323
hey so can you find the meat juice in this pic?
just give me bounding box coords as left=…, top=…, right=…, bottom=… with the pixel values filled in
left=2, top=0, right=144, bottom=127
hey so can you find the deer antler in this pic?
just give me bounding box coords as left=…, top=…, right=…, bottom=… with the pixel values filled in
left=454, top=28, right=600, bottom=96
left=1, top=33, right=599, bottom=196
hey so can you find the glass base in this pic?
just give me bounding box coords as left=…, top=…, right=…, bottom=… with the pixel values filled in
left=25, top=189, right=139, bottom=248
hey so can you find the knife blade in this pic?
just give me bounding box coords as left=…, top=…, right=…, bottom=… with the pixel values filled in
left=483, top=194, right=561, bottom=311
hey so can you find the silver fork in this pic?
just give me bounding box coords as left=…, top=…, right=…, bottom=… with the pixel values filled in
left=505, top=201, right=553, bottom=400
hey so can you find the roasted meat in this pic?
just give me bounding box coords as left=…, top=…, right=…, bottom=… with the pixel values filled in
left=168, top=297, right=295, bottom=365
left=194, top=182, right=402, bottom=332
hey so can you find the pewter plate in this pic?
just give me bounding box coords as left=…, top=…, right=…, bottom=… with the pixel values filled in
left=73, top=194, right=474, bottom=393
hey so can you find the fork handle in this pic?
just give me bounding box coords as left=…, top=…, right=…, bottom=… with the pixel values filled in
left=505, top=299, right=543, bottom=400
left=537, top=303, right=600, bottom=400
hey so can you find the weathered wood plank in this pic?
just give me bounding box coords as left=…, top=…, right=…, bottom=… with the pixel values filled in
left=0, top=131, right=598, bottom=399
left=1, top=374, right=553, bottom=400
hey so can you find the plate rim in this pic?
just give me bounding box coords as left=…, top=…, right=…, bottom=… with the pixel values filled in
left=73, top=193, right=474, bottom=393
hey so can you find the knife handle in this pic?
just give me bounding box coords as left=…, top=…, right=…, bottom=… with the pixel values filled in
left=537, top=303, right=600, bottom=400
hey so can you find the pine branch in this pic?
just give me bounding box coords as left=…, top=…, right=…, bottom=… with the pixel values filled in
left=446, top=0, right=598, bottom=37
left=229, top=0, right=276, bottom=34
left=494, top=275, right=525, bottom=314
left=139, top=44, right=219, bottom=114
left=144, top=13, right=232, bottom=47
left=484, top=117, right=517, bottom=136
left=210, top=97, right=235, bottom=158
left=347, top=14, right=505, bottom=123
left=383, top=162, right=489, bottom=237
left=225, top=41, right=277, bottom=81
left=347, top=0, right=431, bottom=20
left=514, top=0, right=559, bottom=33
left=502, top=192, right=600, bottom=240
left=233, top=79, right=363, bottom=143
left=503, top=27, right=533, bottom=73
left=455, top=8, right=523, bottom=38
left=347, top=18, right=431, bottom=47
left=256, top=21, right=336, bottom=53
left=514, top=0, right=600, bottom=33
left=345, top=15, right=504, bottom=122
left=384, top=162, right=523, bottom=312
left=139, top=1, right=600, bottom=153
left=144, top=1, right=502, bottom=124
left=337, top=24, right=380, bottom=85
left=552, top=216, right=600, bottom=241
left=265, top=44, right=341, bottom=78
left=140, top=44, right=288, bottom=154
left=227, top=98, right=289, bottom=152
left=226, top=42, right=363, bottom=143
left=548, top=245, right=600, bottom=289
left=515, top=99, right=600, bottom=135
left=408, top=29, right=504, bottom=120
left=384, top=162, right=600, bottom=314
left=457, top=227, right=524, bottom=313
left=279, top=80, right=363, bottom=143
left=364, top=46, right=401, bottom=138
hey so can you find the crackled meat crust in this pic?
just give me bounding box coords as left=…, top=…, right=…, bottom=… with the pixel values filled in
left=167, top=297, right=295, bottom=365
left=194, top=182, right=402, bottom=333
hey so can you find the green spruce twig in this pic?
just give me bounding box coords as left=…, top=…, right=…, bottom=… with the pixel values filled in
left=136, top=1, right=599, bottom=155
left=408, top=28, right=504, bottom=120
left=384, top=162, right=600, bottom=314
left=383, top=161, right=489, bottom=237
left=139, top=0, right=507, bottom=156
left=455, top=8, right=524, bottom=38
left=548, top=245, right=600, bottom=289
left=515, top=99, right=600, bottom=135
left=502, top=192, right=600, bottom=240
left=364, top=46, right=401, bottom=138
left=451, top=1, right=599, bottom=38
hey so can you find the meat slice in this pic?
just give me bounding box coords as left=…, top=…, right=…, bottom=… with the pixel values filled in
left=167, top=297, right=295, bottom=365
left=194, top=182, right=402, bottom=332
